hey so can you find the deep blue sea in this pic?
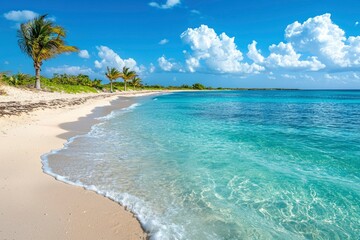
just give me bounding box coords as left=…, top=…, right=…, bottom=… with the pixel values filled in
left=44, top=90, right=360, bottom=239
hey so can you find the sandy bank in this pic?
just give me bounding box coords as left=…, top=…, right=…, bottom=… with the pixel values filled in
left=0, top=88, right=162, bottom=239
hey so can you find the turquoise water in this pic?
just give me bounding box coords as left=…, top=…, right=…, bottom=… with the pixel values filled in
left=45, top=91, right=360, bottom=239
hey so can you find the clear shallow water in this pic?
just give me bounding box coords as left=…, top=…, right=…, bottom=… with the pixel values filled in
left=44, top=91, right=360, bottom=239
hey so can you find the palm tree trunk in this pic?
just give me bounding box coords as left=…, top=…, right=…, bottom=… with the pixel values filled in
left=124, top=81, right=127, bottom=91
left=35, top=65, right=41, bottom=90
left=110, top=80, right=113, bottom=93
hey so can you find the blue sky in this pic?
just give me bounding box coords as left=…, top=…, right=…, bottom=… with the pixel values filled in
left=1, top=0, right=360, bottom=89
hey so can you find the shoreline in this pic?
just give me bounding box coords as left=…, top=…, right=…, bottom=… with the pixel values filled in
left=0, top=90, right=162, bottom=239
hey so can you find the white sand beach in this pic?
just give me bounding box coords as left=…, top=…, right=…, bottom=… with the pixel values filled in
left=0, top=87, right=161, bottom=239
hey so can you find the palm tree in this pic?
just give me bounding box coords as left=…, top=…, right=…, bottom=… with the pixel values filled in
left=17, top=14, right=78, bottom=90
left=13, top=72, right=31, bottom=86
left=120, top=66, right=137, bottom=91
left=131, top=76, right=142, bottom=90
left=105, top=67, right=122, bottom=93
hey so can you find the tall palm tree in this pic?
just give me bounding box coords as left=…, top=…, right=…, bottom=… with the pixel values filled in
left=105, top=67, right=122, bottom=93
left=131, top=76, right=142, bottom=90
left=120, top=66, right=137, bottom=91
left=17, top=14, right=78, bottom=89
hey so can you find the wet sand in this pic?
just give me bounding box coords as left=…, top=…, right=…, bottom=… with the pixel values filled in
left=0, top=89, right=162, bottom=239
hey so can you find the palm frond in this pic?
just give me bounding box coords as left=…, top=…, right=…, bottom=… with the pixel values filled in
left=105, top=67, right=122, bottom=81
left=121, top=66, right=137, bottom=82
left=17, top=14, right=78, bottom=65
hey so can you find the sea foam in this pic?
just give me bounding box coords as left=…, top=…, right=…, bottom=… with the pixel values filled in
left=41, top=101, right=183, bottom=239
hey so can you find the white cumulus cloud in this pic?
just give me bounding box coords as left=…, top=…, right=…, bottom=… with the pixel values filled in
left=78, top=50, right=90, bottom=59
left=158, top=56, right=175, bottom=71
left=149, top=0, right=180, bottom=9
left=185, top=57, right=200, bottom=73
left=285, top=13, right=360, bottom=69
left=247, top=41, right=264, bottom=64
left=266, top=42, right=325, bottom=71
left=180, top=25, right=264, bottom=74
left=3, top=10, right=38, bottom=22
left=94, top=46, right=140, bottom=72
left=159, top=39, right=169, bottom=45
left=154, top=14, right=360, bottom=80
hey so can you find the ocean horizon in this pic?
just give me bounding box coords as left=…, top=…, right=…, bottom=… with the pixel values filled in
left=43, top=90, right=360, bottom=240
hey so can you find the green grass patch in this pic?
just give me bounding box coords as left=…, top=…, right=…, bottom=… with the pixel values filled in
left=41, top=78, right=98, bottom=93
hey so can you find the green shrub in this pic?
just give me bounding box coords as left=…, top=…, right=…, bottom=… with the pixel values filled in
left=0, top=76, right=6, bottom=95
left=192, top=83, right=205, bottom=90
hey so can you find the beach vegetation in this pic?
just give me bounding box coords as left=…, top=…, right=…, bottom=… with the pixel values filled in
left=145, top=84, right=163, bottom=89
left=51, top=73, right=102, bottom=89
left=102, top=81, right=124, bottom=92
left=5, top=73, right=32, bottom=86
left=0, top=72, right=293, bottom=93
left=180, top=84, right=192, bottom=89
left=0, top=73, right=10, bottom=85
left=0, top=72, right=8, bottom=95
left=192, top=83, right=205, bottom=90
left=1, top=70, right=236, bottom=94
left=120, top=67, right=137, bottom=91
left=131, top=76, right=143, bottom=90
left=40, top=77, right=98, bottom=93
left=17, top=14, right=78, bottom=90
left=0, top=73, right=102, bottom=93
left=105, top=67, right=122, bottom=93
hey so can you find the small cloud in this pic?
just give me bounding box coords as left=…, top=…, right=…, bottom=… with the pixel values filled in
left=159, top=38, right=169, bottom=45
left=149, top=63, right=156, bottom=73
left=78, top=50, right=90, bottom=59
left=149, top=2, right=160, bottom=8
left=157, top=55, right=183, bottom=72
left=149, top=0, right=180, bottom=9
left=46, top=16, right=56, bottom=22
left=190, top=10, right=201, bottom=15
left=281, top=74, right=296, bottom=79
left=158, top=55, right=174, bottom=71
left=300, top=74, right=314, bottom=81
left=324, top=73, right=340, bottom=80
left=353, top=72, right=360, bottom=79
left=3, top=10, right=38, bottom=22
left=355, top=21, right=359, bottom=26
left=4, top=61, right=9, bottom=65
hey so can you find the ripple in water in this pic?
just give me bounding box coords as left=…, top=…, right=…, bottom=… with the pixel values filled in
left=44, top=91, right=360, bottom=239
